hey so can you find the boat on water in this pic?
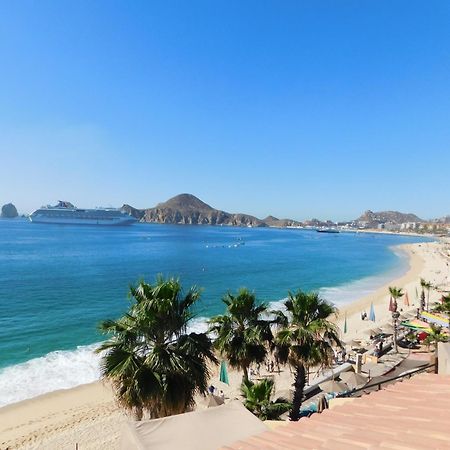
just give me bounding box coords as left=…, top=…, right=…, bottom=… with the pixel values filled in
left=29, top=201, right=137, bottom=226
left=316, top=227, right=340, bottom=233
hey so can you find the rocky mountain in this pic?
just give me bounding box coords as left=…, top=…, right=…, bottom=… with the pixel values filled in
left=356, top=210, right=423, bottom=225
left=123, top=194, right=266, bottom=227
left=304, top=218, right=336, bottom=227
left=121, top=204, right=145, bottom=220
left=263, top=215, right=302, bottom=227
left=1, top=203, right=18, bottom=218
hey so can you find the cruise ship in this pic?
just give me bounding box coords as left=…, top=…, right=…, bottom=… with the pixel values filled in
left=29, top=201, right=137, bottom=226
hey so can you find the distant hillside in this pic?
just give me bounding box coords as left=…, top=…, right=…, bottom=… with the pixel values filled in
left=123, top=194, right=266, bottom=227
left=263, top=215, right=302, bottom=227
left=356, top=210, right=423, bottom=225
left=435, top=215, right=450, bottom=224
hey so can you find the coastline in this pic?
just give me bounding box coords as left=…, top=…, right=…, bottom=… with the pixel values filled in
left=1, top=239, right=449, bottom=449
left=334, top=243, right=425, bottom=338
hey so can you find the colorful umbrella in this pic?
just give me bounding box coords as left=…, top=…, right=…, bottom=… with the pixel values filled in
left=369, top=302, right=376, bottom=321
left=389, top=296, right=395, bottom=312
left=421, top=311, right=449, bottom=328
left=404, top=292, right=410, bottom=307
left=219, top=360, right=229, bottom=385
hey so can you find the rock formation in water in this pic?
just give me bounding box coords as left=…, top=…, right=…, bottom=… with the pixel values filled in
left=1, top=203, right=18, bottom=218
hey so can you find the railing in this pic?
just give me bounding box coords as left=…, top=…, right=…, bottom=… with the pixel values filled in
left=337, top=362, right=435, bottom=398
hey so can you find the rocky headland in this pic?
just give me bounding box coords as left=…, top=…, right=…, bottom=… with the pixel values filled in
left=1, top=203, right=18, bottom=218
left=123, top=194, right=265, bottom=227
left=356, top=210, right=423, bottom=227
left=122, top=194, right=448, bottom=231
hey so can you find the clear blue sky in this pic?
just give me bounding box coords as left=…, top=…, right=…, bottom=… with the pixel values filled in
left=1, top=1, right=449, bottom=221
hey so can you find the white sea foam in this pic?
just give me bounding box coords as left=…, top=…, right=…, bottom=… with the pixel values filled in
left=0, top=343, right=102, bottom=407
left=0, top=318, right=211, bottom=407
left=0, top=255, right=408, bottom=407
left=319, top=250, right=409, bottom=307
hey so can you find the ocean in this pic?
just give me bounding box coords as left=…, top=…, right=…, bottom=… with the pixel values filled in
left=0, top=219, right=430, bottom=406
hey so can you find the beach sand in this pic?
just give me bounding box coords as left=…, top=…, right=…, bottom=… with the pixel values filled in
left=1, top=238, right=449, bottom=449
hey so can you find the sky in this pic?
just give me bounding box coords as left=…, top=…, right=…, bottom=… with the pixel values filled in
left=0, top=1, right=449, bottom=221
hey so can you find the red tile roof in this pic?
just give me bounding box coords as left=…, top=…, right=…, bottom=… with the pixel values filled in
left=222, top=373, right=450, bottom=449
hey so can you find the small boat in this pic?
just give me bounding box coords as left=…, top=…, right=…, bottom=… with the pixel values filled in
left=316, top=228, right=340, bottom=233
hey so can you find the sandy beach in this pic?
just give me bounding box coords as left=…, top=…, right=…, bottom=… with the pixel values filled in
left=1, top=238, right=449, bottom=450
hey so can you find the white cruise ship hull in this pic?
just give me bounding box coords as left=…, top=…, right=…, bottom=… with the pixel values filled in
left=29, top=215, right=136, bottom=226
left=29, top=203, right=137, bottom=226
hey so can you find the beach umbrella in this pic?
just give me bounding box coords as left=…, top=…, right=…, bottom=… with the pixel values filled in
left=219, top=361, right=229, bottom=385
left=344, top=313, right=348, bottom=334
left=319, top=380, right=349, bottom=394
left=418, top=331, right=429, bottom=341
left=404, top=292, right=410, bottom=307
left=389, top=296, right=395, bottom=312
left=369, top=302, right=376, bottom=321
left=339, top=371, right=368, bottom=389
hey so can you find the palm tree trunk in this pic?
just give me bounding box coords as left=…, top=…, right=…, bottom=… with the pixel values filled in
left=289, top=364, right=306, bottom=421
left=242, top=364, right=249, bottom=382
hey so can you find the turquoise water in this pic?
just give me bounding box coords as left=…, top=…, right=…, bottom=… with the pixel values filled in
left=0, top=219, right=430, bottom=405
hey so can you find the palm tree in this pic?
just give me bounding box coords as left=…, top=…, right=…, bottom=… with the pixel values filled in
left=434, top=294, right=450, bottom=329
left=423, top=323, right=448, bottom=351
left=273, top=290, right=340, bottom=421
left=388, top=286, right=404, bottom=312
left=420, top=278, right=432, bottom=311
left=209, top=288, right=271, bottom=382
left=388, top=287, right=404, bottom=353
left=435, top=294, right=450, bottom=315
left=241, top=378, right=291, bottom=420
left=97, top=276, right=217, bottom=420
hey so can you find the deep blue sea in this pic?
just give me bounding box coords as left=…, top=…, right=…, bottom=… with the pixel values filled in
left=0, top=219, right=430, bottom=405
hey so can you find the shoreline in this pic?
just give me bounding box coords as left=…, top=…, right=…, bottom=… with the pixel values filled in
left=1, top=239, right=448, bottom=449
left=0, top=235, right=425, bottom=405
left=0, top=239, right=421, bottom=408
left=334, top=243, right=425, bottom=338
